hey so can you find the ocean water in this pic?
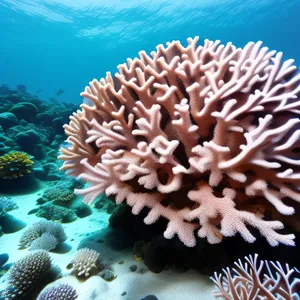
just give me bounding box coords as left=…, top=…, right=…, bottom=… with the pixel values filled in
left=0, top=0, right=300, bottom=103
left=0, top=1, right=300, bottom=300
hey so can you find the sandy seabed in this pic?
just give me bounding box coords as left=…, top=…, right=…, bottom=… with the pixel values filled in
left=0, top=187, right=215, bottom=300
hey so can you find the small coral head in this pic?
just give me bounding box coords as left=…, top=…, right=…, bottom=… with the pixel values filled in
left=0, top=151, right=34, bottom=179
left=59, top=37, right=300, bottom=247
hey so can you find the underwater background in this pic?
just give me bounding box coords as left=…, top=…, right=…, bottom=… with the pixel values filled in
left=0, top=0, right=300, bottom=299
left=0, top=0, right=300, bottom=103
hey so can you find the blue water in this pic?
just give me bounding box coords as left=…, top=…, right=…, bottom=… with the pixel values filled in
left=0, top=0, right=299, bottom=104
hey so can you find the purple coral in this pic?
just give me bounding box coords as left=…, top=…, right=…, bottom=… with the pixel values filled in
left=37, top=283, right=78, bottom=300
left=59, top=37, right=300, bottom=247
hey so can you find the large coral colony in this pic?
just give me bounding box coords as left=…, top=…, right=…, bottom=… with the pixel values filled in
left=60, top=36, right=300, bottom=249
left=0, top=36, right=299, bottom=300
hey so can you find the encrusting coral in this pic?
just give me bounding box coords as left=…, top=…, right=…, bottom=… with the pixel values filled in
left=0, top=151, right=34, bottom=179
left=29, top=232, right=59, bottom=252
left=36, top=203, right=77, bottom=223
left=42, top=187, right=75, bottom=203
left=18, top=220, right=67, bottom=250
left=211, top=253, right=300, bottom=299
left=59, top=37, right=300, bottom=248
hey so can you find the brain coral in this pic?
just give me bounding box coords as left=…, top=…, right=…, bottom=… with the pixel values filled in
left=59, top=37, right=300, bottom=247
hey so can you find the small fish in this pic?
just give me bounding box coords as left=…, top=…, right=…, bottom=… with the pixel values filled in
left=56, top=89, right=64, bottom=96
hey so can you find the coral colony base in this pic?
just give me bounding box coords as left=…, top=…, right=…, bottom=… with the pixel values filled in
left=59, top=36, right=300, bottom=248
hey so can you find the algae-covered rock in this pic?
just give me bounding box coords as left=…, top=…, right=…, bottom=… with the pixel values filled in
left=0, top=112, right=18, bottom=129
left=9, top=102, right=39, bottom=121
left=36, top=203, right=77, bottom=223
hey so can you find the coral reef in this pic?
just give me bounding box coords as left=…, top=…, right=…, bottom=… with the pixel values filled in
left=211, top=253, right=300, bottom=299
left=37, top=283, right=78, bottom=300
left=9, top=102, right=39, bottom=122
left=59, top=37, right=300, bottom=248
left=35, top=203, right=77, bottom=223
left=67, top=248, right=100, bottom=278
left=0, top=86, right=79, bottom=174
left=43, top=188, right=75, bottom=203
left=18, top=220, right=67, bottom=250
left=29, top=232, right=59, bottom=251
left=0, top=197, right=18, bottom=217
left=0, top=250, right=52, bottom=299
left=0, top=151, right=34, bottom=179
left=0, top=197, right=23, bottom=237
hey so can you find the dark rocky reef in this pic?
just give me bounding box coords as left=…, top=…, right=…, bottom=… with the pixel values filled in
left=109, top=203, right=300, bottom=275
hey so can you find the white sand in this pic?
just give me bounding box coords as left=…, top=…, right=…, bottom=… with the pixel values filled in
left=0, top=188, right=215, bottom=300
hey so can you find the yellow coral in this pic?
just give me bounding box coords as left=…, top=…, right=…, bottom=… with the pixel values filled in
left=0, top=151, right=34, bottom=179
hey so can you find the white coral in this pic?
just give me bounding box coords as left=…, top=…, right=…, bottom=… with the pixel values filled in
left=70, top=248, right=100, bottom=277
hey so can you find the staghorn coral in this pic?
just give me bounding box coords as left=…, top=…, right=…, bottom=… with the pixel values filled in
left=37, top=283, right=78, bottom=300
left=1, top=250, right=52, bottom=299
left=211, top=253, right=300, bottom=300
left=0, top=151, right=34, bottom=179
left=67, top=248, right=100, bottom=278
left=59, top=37, right=300, bottom=247
left=19, top=220, right=67, bottom=250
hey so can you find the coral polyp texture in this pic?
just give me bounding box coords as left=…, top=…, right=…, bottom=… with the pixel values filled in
left=37, top=284, right=78, bottom=300
left=68, top=248, right=100, bottom=278
left=1, top=250, right=52, bottom=299
left=59, top=37, right=300, bottom=247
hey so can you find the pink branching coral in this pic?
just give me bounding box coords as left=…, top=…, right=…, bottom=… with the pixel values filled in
left=211, top=253, right=300, bottom=299
left=59, top=37, right=300, bottom=247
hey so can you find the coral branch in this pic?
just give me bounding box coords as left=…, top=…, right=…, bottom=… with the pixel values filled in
left=60, top=37, right=300, bottom=247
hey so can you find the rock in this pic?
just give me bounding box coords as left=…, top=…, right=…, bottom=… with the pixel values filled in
left=16, top=130, right=41, bottom=146
left=36, top=112, right=53, bottom=125
left=141, top=295, right=158, bottom=300
left=74, top=203, right=92, bottom=218
left=43, top=162, right=62, bottom=180
left=0, top=253, right=9, bottom=268
left=129, top=265, right=137, bottom=272
left=99, top=269, right=116, bottom=282
left=32, top=161, right=46, bottom=180
left=36, top=203, right=77, bottom=223
left=9, top=102, right=39, bottom=122
left=0, top=112, right=18, bottom=129
left=0, top=142, right=11, bottom=155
